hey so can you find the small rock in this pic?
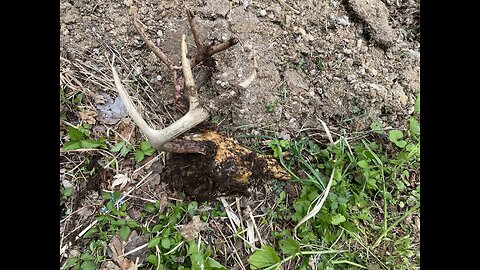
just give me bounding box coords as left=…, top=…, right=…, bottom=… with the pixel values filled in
left=343, top=48, right=352, bottom=55
left=336, top=16, right=350, bottom=26
left=347, top=74, right=356, bottom=82
left=156, top=75, right=163, bottom=81
left=157, top=30, right=163, bottom=38
left=267, top=13, right=275, bottom=19
left=305, top=33, right=315, bottom=41
left=368, top=67, right=378, bottom=76
left=244, top=43, right=253, bottom=52
left=356, top=39, right=363, bottom=48
left=285, top=14, right=292, bottom=27
left=134, top=66, right=142, bottom=76
left=259, top=9, right=267, bottom=17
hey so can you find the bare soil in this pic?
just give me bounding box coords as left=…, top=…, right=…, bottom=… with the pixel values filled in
left=60, top=0, right=420, bottom=268
left=60, top=0, right=420, bottom=139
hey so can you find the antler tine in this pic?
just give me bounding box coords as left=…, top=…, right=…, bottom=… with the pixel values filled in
left=181, top=34, right=200, bottom=109
left=111, top=55, right=156, bottom=140
left=111, top=53, right=209, bottom=151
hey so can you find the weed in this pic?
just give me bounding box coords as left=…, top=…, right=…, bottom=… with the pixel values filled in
left=134, top=140, right=156, bottom=163
left=63, top=123, right=107, bottom=150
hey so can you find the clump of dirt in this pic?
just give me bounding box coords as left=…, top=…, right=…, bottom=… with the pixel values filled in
left=162, top=130, right=274, bottom=202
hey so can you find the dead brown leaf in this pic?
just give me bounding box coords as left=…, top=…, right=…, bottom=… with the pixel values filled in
left=179, top=215, right=207, bottom=241
left=159, top=193, right=169, bottom=213
left=117, top=118, right=136, bottom=144
left=78, top=110, right=98, bottom=125
left=108, top=235, right=137, bottom=270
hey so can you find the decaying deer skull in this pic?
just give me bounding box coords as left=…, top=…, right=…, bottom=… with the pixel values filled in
left=110, top=8, right=290, bottom=201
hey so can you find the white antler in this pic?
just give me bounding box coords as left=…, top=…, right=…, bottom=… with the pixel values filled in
left=111, top=34, right=257, bottom=152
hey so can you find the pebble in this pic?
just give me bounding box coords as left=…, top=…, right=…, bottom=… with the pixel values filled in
left=259, top=9, right=267, bottom=17
left=244, top=43, right=253, bottom=52
left=267, top=13, right=275, bottom=19
left=156, top=75, right=163, bottom=81
left=285, top=14, right=292, bottom=27
left=347, top=74, right=356, bottom=82
left=157, top=30, right=163, bottom=38
left=336, top=16, right=350, bottom=26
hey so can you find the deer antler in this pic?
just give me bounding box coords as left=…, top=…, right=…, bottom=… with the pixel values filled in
left=110, top=28, right=257, bottom=153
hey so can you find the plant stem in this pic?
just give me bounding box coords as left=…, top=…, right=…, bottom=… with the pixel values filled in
left=372, top=202, right=420, bottom=249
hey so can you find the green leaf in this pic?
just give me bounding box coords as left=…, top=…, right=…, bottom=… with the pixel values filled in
left=206, top=257, right=227, bottom=269
left=370, top=121, right=384, bottom=134
left=330, top=214, right=346, bottom=225
left=148, top=237, right=161, bottom=248
left=64, top=141, right=82, bottom=150
left=389, top=130, right=404, bottom=143
left=63, top=187, right=74, bottom=197
left=140, top=141, right=152, bottom=151
left=409, top=117, right=420, bottom=136
left=394, top=140, right=407, bottom=148
left=64, top=257, right=79, bottom=269
left=134, top=150, right=145, bottom=163
left=152, top=224, right=163, bottom=233
left=67, top=126, right=85, bottom=141
left=143, top=147, right=156, bottom=156
left=279, top=237, right=300, bottom=256
left=247, top=245, right=281, bottom=270
left=161, top=237, right=171, bottom=249
left=80, top=260, right=96, bottom=270
left=111, top=141, right=125, bottom=153
left=80, top=253, right=95, bottom=261
left=101, top=192, right=113, bottom=200
left=119, top=226, right=131, bottom=241
left=147, top=254, right=158, bottom=266
left=80, top=139, right=104, bottom=149
left=82, top=228, right=97, bottom=239
left=357, top=160, right=369, bottom=169
left=120, top=144, right=131, bottom=157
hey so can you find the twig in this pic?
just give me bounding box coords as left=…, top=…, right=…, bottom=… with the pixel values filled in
left=277, top=0, right=301, bottom=14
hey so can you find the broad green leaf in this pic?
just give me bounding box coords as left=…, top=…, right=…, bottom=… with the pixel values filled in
left=247, top=245, right=281, bottom=270
left=134, top=150, right=145, bottom=163
left=80, top=253, right=95, bottom=261
left=388, top=130, right=404, bottom=143
left=101, top=192, right=113, bottom=200
left=148, top=237, right=161, bottom=248
left=409, top=117, right=420, bottom=136
left=126, top=219, right=140, bottom=228
left=63, top=187, right=74, bottom=197
left=161, top=238, right=171, bottom=249
left=147, top=254, right=158, bottom=266
left=64, top=257, right=78, bottom=269
left=140, top=141, right=152, bottom=151
left=111, top=141, right=125, bottom=152
left=206, top=257, right=228, bottom=269
left=67, top=126, right=85, bottom=141
left=357, top=160, right=369, bottom=169
left=279, top=237, right=300, bottom=256
left=64, top=141, right=82, bottom=150
left=80, top=139, right=103, bottom=149
left=80, top=260, right=96, bottom=270
left=394, top=140, right=407, bottom=148
left=330, top=214, right=346, bottom=225
left=120, top=144, right=131, bottom=157
left=370, top=121, right=384, bottom=134
left=152, top=224, right=163, bottom=233
left=119, top=226, right=131, bottom=241
left=143, top=147, right=156, bottom=156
